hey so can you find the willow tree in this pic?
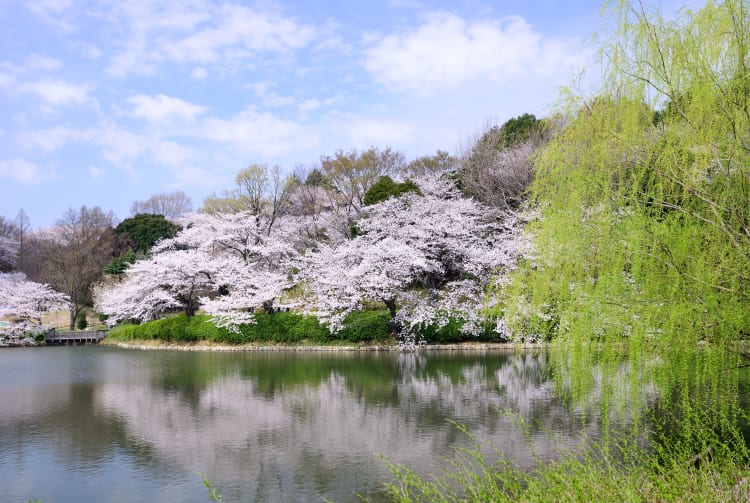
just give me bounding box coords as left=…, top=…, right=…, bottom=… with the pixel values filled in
left=503, top=0, right=750, bottom=349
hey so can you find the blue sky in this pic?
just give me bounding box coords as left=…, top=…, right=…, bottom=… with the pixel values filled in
left=0, top=0, right=697, bottom=228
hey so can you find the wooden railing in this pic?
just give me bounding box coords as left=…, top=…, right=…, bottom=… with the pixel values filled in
left=44, top=329, right=108, bottom=345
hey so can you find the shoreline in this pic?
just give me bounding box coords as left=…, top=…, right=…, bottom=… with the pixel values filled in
left=104, top=340, right=546, bottom=352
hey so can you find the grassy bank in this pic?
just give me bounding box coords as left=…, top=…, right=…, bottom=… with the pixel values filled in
left=382, top=345, right=750, bottom=502
left=382, top=431, right=750, bottom=502
left=106, top=311, right=505, bottom=346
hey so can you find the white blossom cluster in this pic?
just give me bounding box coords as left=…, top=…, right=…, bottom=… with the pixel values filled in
left=302, top=185, right=525, bottom=340
left=95, top=211, right=298, bottom=325
left=0, top=272, right=69, bottom=336
left=0, top=236, right=19, bottom=272
left=95, top=176, right=529, bottom=339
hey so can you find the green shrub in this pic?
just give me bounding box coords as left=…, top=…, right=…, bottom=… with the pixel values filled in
left=363, top=176, right=422, bottom=206
left=337, top=310, right=392, bottom=342
left=109, top=323, right=138, bottom=341
left=108, top=315, right=225, bottom=342
left=114, top=213, right=180, bottom=252
left=110, top=313, right=331, bottom=344
left=108, top=310, right=475, bottom=345
left=229, top=312, right=330, bottom=344
left=415, top=318, right=463, bottom=343
left=103, top=251, right=137, bottom=277
left=76, top=314, right=88, bottom=330
left=413, top=316, right=502, bottom=343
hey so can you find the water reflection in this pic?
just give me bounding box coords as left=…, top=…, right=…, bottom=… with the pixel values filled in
left=1, top=347, right=625, bottom=502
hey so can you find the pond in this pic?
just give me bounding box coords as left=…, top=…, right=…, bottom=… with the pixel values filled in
left=0, top=346, right=746, bottom=502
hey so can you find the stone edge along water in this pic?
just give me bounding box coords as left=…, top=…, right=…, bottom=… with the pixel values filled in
left=107, top=341, right=545, bottom=352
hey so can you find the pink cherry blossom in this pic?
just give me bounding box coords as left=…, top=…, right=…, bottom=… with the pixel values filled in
left=0, top=272, right=69, bottom=336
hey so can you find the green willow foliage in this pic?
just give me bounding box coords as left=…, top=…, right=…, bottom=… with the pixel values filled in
left=503, top=0, right=750, bottom=350
left=384, top=6, right=750, bottom=498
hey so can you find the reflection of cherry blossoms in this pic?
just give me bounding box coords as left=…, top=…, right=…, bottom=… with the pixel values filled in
left=0, top=272, right=69, bottom=336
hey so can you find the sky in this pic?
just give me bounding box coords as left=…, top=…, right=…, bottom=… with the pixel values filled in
left=0, top=0, right=699, bottom=228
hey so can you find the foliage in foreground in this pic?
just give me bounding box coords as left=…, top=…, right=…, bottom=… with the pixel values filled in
left=381, top=343, right=750, bottom=502
left=500, top=0, right=750, bottom=348
left=382, top=429, right=750, bottom=503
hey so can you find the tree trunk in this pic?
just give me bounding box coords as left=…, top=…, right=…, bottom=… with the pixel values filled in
left=382, top=298, right=402, bottom=335
left=383, top=298, right=397, bottom=319
left=69, top=307, right=77, bottom=331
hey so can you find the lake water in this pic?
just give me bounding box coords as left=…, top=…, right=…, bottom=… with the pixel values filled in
left=0, top=345, right=727, bottom=502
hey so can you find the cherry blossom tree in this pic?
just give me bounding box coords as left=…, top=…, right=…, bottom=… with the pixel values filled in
left=96, top=211, right=300, bottom=325
left=176, top=212, right=301, bottom=326
left=302, top=178, right=527, bottom=338
left=0, top=272, right=69, bottom=337
left=0, top=236, right=18, bottom=273
left=0, top=214, right=20, bottom=272
left=96, top=175, right=529, bottom=339
left=95, top=248, right=217, bottom=323
left=199, top=256, right=294, bottom=327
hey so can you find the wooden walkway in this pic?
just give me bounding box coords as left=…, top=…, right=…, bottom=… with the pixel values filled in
left=44, top=329, right=108, bottom=345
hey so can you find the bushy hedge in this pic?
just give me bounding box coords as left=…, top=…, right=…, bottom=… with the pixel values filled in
left=363, top=176, right=422, bottom=206
left=414, top=317, right=501, bottom=344
left=109, top=315, right=222, bottom=342
left=109, top=311, right=394, bottom=345
left=338, top=310, right=391, bottom=342
left=108, top=311, right=503, bottom=345
left=222, top=312, right=330, bottom=344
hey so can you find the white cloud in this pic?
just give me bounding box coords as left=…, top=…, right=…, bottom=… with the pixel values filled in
left=26, top=0, right=75, bottom=30
left=88, top=165, right=104, bottom=178
left=191, top=67, right=208, bottom=79
left=298, top=99, right=321, bottom=112
left=14, top=126, right=81, bottom=152
left=21, top=79, right=91, bottom=106
left=344, top=117, right=416, bottom=147
left=95, top=126, right=144, bottom=165
left=198, top=109, right=318, bottom=157
left=25, top=54, right=63, bottom=72
left=388, top=0, right=424, bottom=9
left=167, top=165, right=221, bottom=188
left=0, top=68, right=12, bottom=88
left=127, top=94, right=206, bottom=124
left=27, top=0, right=73, bottom=16
left=261, top=94, right=295, bottom=108
left=78, top=43, right=103, bottom=60
left=249, top=82, right=295, bottom=108
left=0, top=158, right=52, bottom=184
left=107, top=2, right=316, bottom=77
left=364, top=12, right=588, bottom=94
left=151, top=140, right=193, bottom=166
left=165, top=4, right=314, bottom=63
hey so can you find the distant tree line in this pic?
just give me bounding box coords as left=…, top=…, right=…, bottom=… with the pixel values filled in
left=0, top=113, right=549, bottom=336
